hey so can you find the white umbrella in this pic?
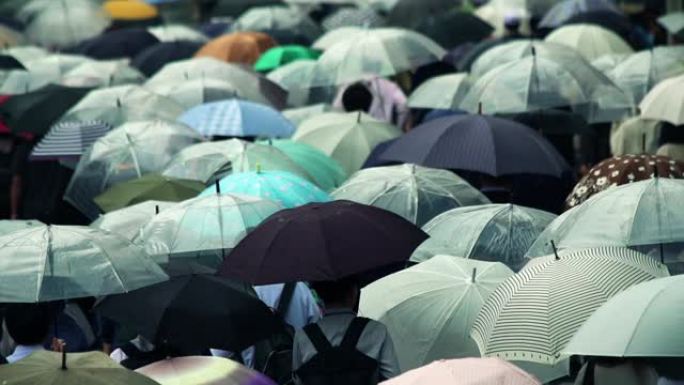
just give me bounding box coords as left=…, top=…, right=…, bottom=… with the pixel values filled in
left=639, top=74, right=684, bottom=125
left=545, top=24, right=633, bottom=62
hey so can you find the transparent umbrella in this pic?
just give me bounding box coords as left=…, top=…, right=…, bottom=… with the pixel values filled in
left=610, top=116, right=661, bottom=156
left=0, top=219, right=43, bottom=236
left=591, top=52, right=631, bottom=74
left=231, top=6, right=322, bottom=44
left=91, top=200, right=178, bottom=241
left=1, top=46, right=48, bottom=64
left=147, top=24, right=208, bottom=43
left=639, top=74, right=684, bottom=125
left=62, top=59, right=146, bottom=88
left=311, top=26, right=366, bottom=50
left=408, top=73, right=470, bottom=111
left=24, top=53, right=93, bottom=80
left=0, top=66, right=55, bottom=94
left=545, top=24, right=634, bottom=62
left=266, top=60, right=335, bottom=107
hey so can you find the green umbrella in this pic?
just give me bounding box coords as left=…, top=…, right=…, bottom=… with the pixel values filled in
left=261, top=139, right=346, bottom=191
left=94, top=175, right=204, bottom=214
left=62, top=59, right=146, bottom=88
left=266, top=60, right=334, bottom=107
left=293, top=111, right=402, bottom=174
left=162, top=139, right=313, bottom=184
left=254, top=45, right=321, bottom=72
left=332, top=164, right=489, bottom=226
left=91, top=200, right=178, bottom=241
left=360, top=255, right=514, bottom=372
left=471, top=247, right=668, bottom=366
left=564, top=275, right=684, bottom=358
left=408, top=73, right=471, bottom=111
left=137, top=193, right=282, bottom=269
left=0, top=219, right=43, bottom=236
left=545, top=24, right=634, bottom=62
left=412, top=204, right=556, bottom=271
left=0, top=225, right=168, bottom=303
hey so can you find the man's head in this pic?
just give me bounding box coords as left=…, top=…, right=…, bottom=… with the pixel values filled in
left=5, top=303, right=51, bottom=346
left=312, top=279, right=359, bottom=309
left=341, top=82, right=373, bottom=113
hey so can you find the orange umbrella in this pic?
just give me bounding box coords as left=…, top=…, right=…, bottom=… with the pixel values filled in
left=104, top=0, right=159, bottom=21
left=195, top=32, right=277, bottom=65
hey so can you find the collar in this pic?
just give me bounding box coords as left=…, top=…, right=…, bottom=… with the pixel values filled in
left=324, top=307, right=356, bottom=316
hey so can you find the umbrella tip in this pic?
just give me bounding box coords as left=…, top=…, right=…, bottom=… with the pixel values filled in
left=116, top=98, right=121, bottom=108
left=471, top=267, right=477, bottom=283
left=256, top=162, right=262, bottom=174
left=357, top=111, right=362, bottom=123
left=215, top=180, right=221, bottom=195
left=60, top=344, right=67, bottom=370
left=551, top=240, right=560, bottom=261
left=531, top=46, right=537, bottom=57
left=478, top=102, right=483, bottom=115
left=155, top=205, right=160, bottom=215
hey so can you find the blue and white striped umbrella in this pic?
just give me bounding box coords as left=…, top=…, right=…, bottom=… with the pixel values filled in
left=177, top=99, right=295, bottom=139
left=30, top=121, right=112, bottom=161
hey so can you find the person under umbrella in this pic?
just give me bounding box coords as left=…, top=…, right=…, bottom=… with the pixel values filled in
left=3, top=303, right=50, bottom=363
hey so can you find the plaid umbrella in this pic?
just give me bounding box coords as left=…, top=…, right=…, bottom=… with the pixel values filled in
left=30, top=121, right=112, bottom=161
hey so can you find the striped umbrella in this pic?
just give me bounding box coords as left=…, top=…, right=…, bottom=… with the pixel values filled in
left=470, top=247, right=668, bottom=366
left=30, top=121, right=112, bottom=161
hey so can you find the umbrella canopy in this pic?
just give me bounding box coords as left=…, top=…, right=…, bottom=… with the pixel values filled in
left=138, top=193, right=282, bottom=268
left=564, top=10, right=634, bottom=40
left=0, top=224, right=168, bottom=303
left=566, top=155, right=684, bottom=209
left=136, top=356, right=277, bottom=385
left=178, top=99, right=295, bottom=138
left=254, top=45, right=320, bottom=72
left=96, top=274, right=280, bottom=352
left=332, top=164, right=489, bottom=226
left=0, top=351, right=160, bottom=385
left=293, top=112, right=402, bottom=175
left=231, top=6, right=322, bottom=45
left=282, top=103, right=336, bottom=126
left=94, top=174, right=205, bottom=213
left=162, top=139, right=312, bottom=184
left=0, top=55, right=25, bottom=70
left=658, top=12, right=684, bottom=36
left=408, top=73, right=470, bottom=110
left=62, top=59, right=146, bottom=88
left=24, top=53, right=93, bottom=79
left=539, top=0, right=621, bottom=28
left=148, top=25, right=209, bottom=43
left=194, top=32, right=277, bottom=66
left=377, top=115, right=569, bottom=178
left=103, top=0, right=159, bottom=21
left=0, top=66, right=56, bottom=94
left=219, top=200, right=428, bottom=285
left=471, top=247, right=668, bottom=365
left=0, top=219, right=43, bottom=236
left=1, top=45, right=48, bottom=64
left=499, top=109, right=592, bottom=136
left=30, top=120, right=113, bottom=161
left=360, top=256, right=514, bottom=371
left=564, top=275, right=684, bottom=358
left=322, top=7, right=386, bottom=31
left=380, top=358, right=541, bottom=385
left=591, top=52, right=631, bottom=74
left=132, top=41, right=203, bottom=77
left=387, top=0, right=460, bottom=29
left=65, top=120, right=203, bottom=220
left=71, top=28, right=161, bottom=60
left=415, top=10, right=494, bottom=49
left=412, top=204, right=557, bottom=271
left=92, top=200, right=177, bottom=241
left=545, top=24, right=634, bottom=62
left=202, top=171, right=330, bottom=208
left=311, top=26, right=365, bottom=50
left=311, top=28, right=446, bottom=86
left=610, top=116, right=661, bottom=156
left=266, top=60, right=334, bottom=107
left=639, top=74, right=684, bottom=125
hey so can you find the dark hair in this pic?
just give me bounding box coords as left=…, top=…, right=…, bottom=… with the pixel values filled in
left=311, top=279, right=358, bottom=307
left=5, top=303, right=51, bottom=346
left=341, top=83, right=373, bottom=113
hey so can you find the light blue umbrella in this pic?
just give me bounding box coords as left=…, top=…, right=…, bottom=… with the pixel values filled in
left=178, top=99, right=295, bottom=139
left=201, top=170, right=331, bottom=208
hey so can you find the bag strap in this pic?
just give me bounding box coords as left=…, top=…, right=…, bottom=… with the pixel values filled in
left=303, top=323, right=333, bottom=353
left=341, top=317, right=370, bottom=350
left=276, top=282, right=296, bottom=318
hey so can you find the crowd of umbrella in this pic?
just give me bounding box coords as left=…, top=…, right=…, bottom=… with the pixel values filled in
left=0, top=0, right=684, bottom=384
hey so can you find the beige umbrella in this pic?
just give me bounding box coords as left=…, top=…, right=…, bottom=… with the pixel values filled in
left=639, top=74, right=684, bottom=125
left=610, top=116, right=661, bottom=156
left=136, top=356, right=276, bottom=385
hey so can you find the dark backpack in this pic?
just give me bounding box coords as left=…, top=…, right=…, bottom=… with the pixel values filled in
left=254, top=282, right=297, bottom=385
left=295, top=317, right=381, bottom=385
left=118, top=342, right=168, bottom=370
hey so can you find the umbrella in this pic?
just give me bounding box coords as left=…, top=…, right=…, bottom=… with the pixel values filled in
left=0, top=224, right=168, bottom=303
left=564, top=275, right=684, bottom=358
left=0, top=351, right=160, bottom=385
left=266, top=60, right=334, bottom=107
left=231, top=6, right=322, bottom=45
left=322, top=8, right=386, bottom=31
left=282, top=103, right=336, bottom=126
left=566, top=155, right=684, bottom=209
left=94, top=174, right=205, bottom=214
left=62, top=59, right=146, bottom=88
left=254, top=45, right=321, bottom=73
left=194, top=32, right=277, bottom=66
left=132, top=41, right=203, bottom=77
left=0, top=25, right=24, bottom=48
left=0, top=54, right=24, bottom=70
left=545, top=24, right=634, bottom=62
left=471, top=247, right=668, bottom=366
left=23, top=53, right=92, bottom=79
left=332, top=164, right=489, bottom=226
left=377, top=115, right=569, bottom=178
left=0, top=219, right=43, bottom=236
left=610, top=116, right=661, bottom=156
left=412, top=204, right=557, bottom=271
left=219, top=200, right=428, bottom=285
left=96, top=274, right=280, bottom=352
left=415, top=10, right=494, bottom=49
left=380, top=358, right=541, bottom=385
left=407, top=73, right=470, bottom=110
left=311, top=28, right=446, bottom=87
left=539, top=0, right=621, bottom=29
left=162, top=139, right=312, bottom=184
left=639, top=74, right=684, bottom=125
left=21, top=0, right=110, bottom=49
left=499, top=109, right=592, bottom=136
left=148, top=25, right=209, bottom=43
left=136, top=356, right=277, bottom=385
left=178, top=99, right=295, bottom=139
left=103, top=0, right=159, bottom=22
left=658, top=12, right=684, bottom=36
left=203, top=170, right=330, bottom=208
left=91, top=200, right=178, bottom=241
left=138, top=193, right=282, bottom=268
left=0, top=84, right=92, bottom=135
left=30, top=120, right=113, bottom=161
left=1, top=45, right=48, bottom=64
left=65, top=120, right=203, bottom=220
left=591, top=52, right=631, bottom=74
left=70, top=28, right=161, bottom=60
left=0, top=67, right=56, bottom=94
left=261, top=139, right=346, bottom=191
left=293, top=112, right=402, bottom=175
left=311, top=26, right=365, bottom=50
left=360, top=256, right=514, bottom=371
left=564, top=10, right=634, bottom=40
left=210, top=0, right=285, bottom=18
left=387, top=0, right=460, bottom=29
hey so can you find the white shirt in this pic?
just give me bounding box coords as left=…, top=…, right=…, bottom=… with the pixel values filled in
left=6, top=345, right=44, bottom=363
left=110, top=336, right=155, bottom=364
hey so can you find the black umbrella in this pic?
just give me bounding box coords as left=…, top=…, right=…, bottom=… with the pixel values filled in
left=457, top=36, right=520, bottom=71
left=95, top=274, right=280, bottom=352
left=219, top=201, right=428, bottom=285
left=131, top=41, right=203, bottom=77
left=498, top=110, right=592, bottom=136
left=416, top=10, right=494, bottom=49
left=565, top=11, right=634, bottom=42
left=387, top=0, right=460, bottom=29
left=212, top=0, right=284, bottom=18
left=0, top=54, right=24, bottom=70
left=0, top=84, right=92, bottom=135
left=69, top=29, right=160, bottom=60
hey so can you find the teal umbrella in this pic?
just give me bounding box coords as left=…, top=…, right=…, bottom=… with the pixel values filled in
left=254, top=45, right=321, bottom=72
left=201, top=170, right=331, bottom=208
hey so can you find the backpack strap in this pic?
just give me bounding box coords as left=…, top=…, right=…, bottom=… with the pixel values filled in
left=276, top=282, right=296, bottom=318
left=303, top=323, right=333, bottom=353
left=341, top=317, right=370, bottom=350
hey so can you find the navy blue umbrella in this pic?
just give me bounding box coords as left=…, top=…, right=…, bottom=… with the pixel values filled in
left=0, top=55, right=24, bottom=70
left=131, top=41, right=203, bottom=77
left=377, top=115, right=569, bottom=178
left=70, top=29, right=160, bottom=60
